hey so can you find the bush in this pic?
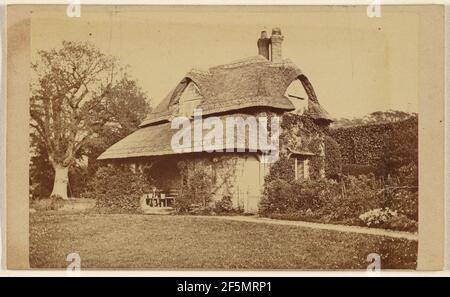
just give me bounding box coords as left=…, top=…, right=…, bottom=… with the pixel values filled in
left=342, top=164, right=378, bottom=177
left=259, top=179, right=296, bottom=214
left=83, top=165, right=151, bottom=213
left=324, top=136, right=342, bottom=180
left=260, top=176, right=378, bottom=221
left=263, top=156, right=295, bottom=185
left=387, top=189, right=418, bottom=221
left=30, top=196, right=65, bottom=211
left=174, top=164, right=213, bottom=214
left=68, top=165, right=90, bottom=197
left=359, top=208, right=398, bottom=227
left=259, top=174, right=418, bottom=231
left=397, top=163, right=418, bottom=187
left=214, top=196, right=234, bottom=214
left=387, top=215, right=418, bottom=232
left=359, top=208, right=417, bottom=232
left=29, top=144, right=54, bottom=200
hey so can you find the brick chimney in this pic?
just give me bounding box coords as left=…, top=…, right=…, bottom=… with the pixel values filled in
left=257, top=30, right=270, bottom=60
left=270, top=27, right=284, bottom=63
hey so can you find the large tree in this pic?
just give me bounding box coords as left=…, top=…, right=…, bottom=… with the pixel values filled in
left=30, top=41, right=149, bottom=199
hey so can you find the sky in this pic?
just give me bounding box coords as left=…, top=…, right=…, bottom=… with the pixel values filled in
left=31, top=5, right=420, bottom=119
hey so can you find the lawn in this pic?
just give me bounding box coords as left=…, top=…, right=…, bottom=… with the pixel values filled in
left=30, top=212, right=417, bottom=269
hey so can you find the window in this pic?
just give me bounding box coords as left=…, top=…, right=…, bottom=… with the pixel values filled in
left=294, top=157, right=310, bottom=180
left=285, top=79, right=308, bottom=114
left=178, top=82, right=203, bottom=117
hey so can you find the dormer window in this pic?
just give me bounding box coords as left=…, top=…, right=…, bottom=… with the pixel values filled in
left=178, top=82, right=203, bottom=117
left=285, top=79, right=308, bottom=114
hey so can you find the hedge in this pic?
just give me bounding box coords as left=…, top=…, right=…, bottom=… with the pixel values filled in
left=330, top=116, right=418, bottom=176
left=83, top=164, right=151, bottom=213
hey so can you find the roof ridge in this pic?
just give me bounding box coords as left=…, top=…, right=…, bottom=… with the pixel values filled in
left=187, top=67, right=211, bottom=75
left=210, top=55, right=269, bottom=70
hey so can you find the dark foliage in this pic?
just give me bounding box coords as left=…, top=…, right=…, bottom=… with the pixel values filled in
left=342, top=164, right=378, bottom=177
left=83, top=165, right=151, bottom=213
left=332, top=110, right=416, bottom=129
left=264, top=155, right=295, bottom=184
left=324, top=136, right=342, bottom=179
left=260, top=175, right=418, bottom=232
left=214, top=196, right=235, bottom=214
left=29, top=142, right=54, bottom=200
left=174, top=162, right=213, bottom=214
left=330, top=115, right=418, bottom=178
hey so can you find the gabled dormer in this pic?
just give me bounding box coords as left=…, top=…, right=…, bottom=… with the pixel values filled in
left=285, top=78, right=308, bottom=114
left=177, top=81, right=203, bottom=117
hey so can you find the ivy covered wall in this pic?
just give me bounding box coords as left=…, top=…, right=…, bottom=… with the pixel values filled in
left=175, top=152, right=266, bottom=213
left=277, top=113, right=331, bottom=181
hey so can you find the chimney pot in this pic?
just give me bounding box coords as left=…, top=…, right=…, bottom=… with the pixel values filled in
left=272, top=27, right=282, bottom=36
left=270, top=27, right=284, bottom=63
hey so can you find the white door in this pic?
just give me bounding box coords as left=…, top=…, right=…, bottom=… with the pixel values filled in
left=241, top=156, right=261, bottom=213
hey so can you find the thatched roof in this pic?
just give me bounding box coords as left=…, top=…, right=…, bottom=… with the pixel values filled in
left=99, top=55, right=332, bottom=160
left=140, top=56, right=303, bottom=127
left=98, top=113, right=266, bottom=160
left=305, top=100, right=333, bottom=122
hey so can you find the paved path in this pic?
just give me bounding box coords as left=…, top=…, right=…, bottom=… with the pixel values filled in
left=195, top=215, right=418, bottom=241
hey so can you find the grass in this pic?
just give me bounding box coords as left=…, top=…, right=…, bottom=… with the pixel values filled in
left=30, top=212, right=417, bottom=269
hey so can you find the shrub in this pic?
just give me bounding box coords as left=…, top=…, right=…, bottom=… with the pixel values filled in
left=342, top=164, right=378, bottom=177
left=261, top=175, right=379, bottom=220
left=49, top=194, right=63, bottom=200
left=29, top=144, right=54, bottom=200
left=259, top=174, right=418, bottom=231
left=259, top=179, right=297, bottom=214
left=214, top=196, right=234, bottom=214
left=30, top=196, right=65, bottom=211
left=260, top=178, right=342, bottom=216
left=324, top=136, right=342, bottom=180
left=387, top=214, right=418, bottom=232
left=68, top=165, right=90, bottom=198
left=387, top=189, right=418, bottom=221
left=359, top=207, right=417, bottom=232
left=397, top=163, right=418, bottom=187
left=359, top=208, right=398, bottom=227
left=263, top=156, right=295, bottom=185
left=84, top=165, right=151, bottom=213
left=174, top=163, right=213, bottom=214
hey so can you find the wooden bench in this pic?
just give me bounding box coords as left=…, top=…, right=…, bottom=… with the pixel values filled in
left=143, top=188, right=179, bottom=207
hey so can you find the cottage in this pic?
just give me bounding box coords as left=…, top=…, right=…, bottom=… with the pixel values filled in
left=98, top=28, right=332, bottom=213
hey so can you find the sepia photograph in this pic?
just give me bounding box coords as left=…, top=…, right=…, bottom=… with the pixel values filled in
left=3, top=4, right=446, bottom=273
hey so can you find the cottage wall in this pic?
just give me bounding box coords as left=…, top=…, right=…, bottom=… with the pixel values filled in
left=279, top=113, right=327, bottom=180
left=179, top=153, right=269, bottom=213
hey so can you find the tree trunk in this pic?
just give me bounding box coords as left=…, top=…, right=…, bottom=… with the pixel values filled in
left=50, top=163, right=69, bottom=200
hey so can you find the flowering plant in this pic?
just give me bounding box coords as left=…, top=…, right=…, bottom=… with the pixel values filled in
left=359, top=207, right=398, bottom=227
